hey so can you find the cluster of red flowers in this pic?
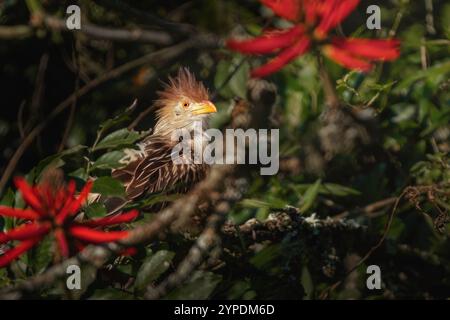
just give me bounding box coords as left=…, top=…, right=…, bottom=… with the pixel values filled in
left=0, top=177, right=138, bottom=267
left=227, top=0, right=400, bottom=77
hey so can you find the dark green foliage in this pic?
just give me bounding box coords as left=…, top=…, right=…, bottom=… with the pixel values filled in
left=0, top=0, right=449, bottom=300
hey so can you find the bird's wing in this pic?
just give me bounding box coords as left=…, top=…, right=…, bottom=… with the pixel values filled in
left=112, top=135, right=206, bottom=200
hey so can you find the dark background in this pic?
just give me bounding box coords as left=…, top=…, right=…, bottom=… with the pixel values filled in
left=0, top=0, right=449, bottom=299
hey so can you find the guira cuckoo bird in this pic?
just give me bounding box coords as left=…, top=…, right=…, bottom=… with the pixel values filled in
left=108, top=68, right=217, bottom=212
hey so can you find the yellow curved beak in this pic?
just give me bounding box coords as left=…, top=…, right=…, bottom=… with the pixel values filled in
left=192, top=101, right=217, bottom=115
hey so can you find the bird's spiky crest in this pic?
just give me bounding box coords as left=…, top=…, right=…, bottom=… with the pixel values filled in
left=155, top=67, right=209, bottom=110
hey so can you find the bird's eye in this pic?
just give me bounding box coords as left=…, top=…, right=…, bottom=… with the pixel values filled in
left=182, top=102, right=189, bottom=108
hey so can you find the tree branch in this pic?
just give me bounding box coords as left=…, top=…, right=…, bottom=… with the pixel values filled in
left=0, top=25, right=33, bottom=39
left=29, top=13, right=173, bottom=45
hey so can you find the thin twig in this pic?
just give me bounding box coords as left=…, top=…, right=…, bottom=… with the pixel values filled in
left=317, top=55, right=340, bottom=109
left=33, top=13, right=173, bottom=45
left=58, top=38, right=80, bottom=152
left=127, top=105, right=155, bottom=130
left=17, top=101, right=27, bottom=139
left=23, top=53, right=49, bottom=135
left=332, top=197, right=398, bottom=220
left=211, top=57, right=249, bottom=100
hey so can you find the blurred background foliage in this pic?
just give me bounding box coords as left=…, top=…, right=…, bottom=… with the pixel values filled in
left=0, top=0, right=449, bottom=299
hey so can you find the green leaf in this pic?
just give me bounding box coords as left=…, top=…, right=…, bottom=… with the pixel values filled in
left=93, top=128, right=142, bottom=151
left=214, top=59, right=250, bottom=99
left=91, top=151, right=125, bottom=171
left=165, top=271, right=222, bottom=300
left=0, top=268, right=11, bottom=287
left=442, top=4, right=450, bottom=38
left=68, top=168, right=88, bottom=181
left=0, top=188, right=15, bottom=231
left=214, top=60, right=235, bottom=98
left=239, top=198, right=285, bottom=210
left=321, top=183, right=361, bottom=197
left=229, top=61, right=250, bottom=99
left=250, top=244, right=282, bottom=270
left=299, top=179, right=321, bottom=214
left=25, top=0, right=43, bottom=13
left=98, top=100, right=137, bottom=132
left=137, top=193, right=181, bottom=209
left=1, top=188, right=15, bottom=207
left=116, top=263, right=134, bottom=276
left=84, top=202, right=107, bottom=218
left=227, top=280, right=254, bottom=300
left=14, top=187, right=26, bottom=210
left=134, top=250, right=175, bottom=293
left=292, top=182, right=359, bottom=197
left=92, top=177, right=125, bottom=197
left=394, top=60, right=450, bottom=92
left=34, top=145, right=87, bottom=180
left=34, top=235, right=54, bottom=274
left=301, top=266, right=314, bottom=300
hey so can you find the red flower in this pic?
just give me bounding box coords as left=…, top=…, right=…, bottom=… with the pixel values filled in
left=227, top=0, right=400, bottom=77
left=0, top=177, right=138, bottom=267
left=260, top=0, right=302, bottom=21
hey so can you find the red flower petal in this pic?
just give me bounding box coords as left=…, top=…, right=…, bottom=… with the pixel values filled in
left=0, top=206, right=39, bottom=220
left=54, top=181, right=76, bottom=224
left=315, top=0, right=360, bottom=37
left=56, top=180, right=92, bottom=224
left=14, top=177, right=44, bottom=215
left=0, top=237, right=42, bottom=268
left=120, top=247, right=137, bottom=256
left=323, top=45, right=372, bottom=72
left=304, top=0, right=327, bottom=25
left=55, top=229, right=69, bottom=258
left=69, top=226, right=129, bottom=243
left=227, top=25, right=305, bottom=54
left=331, top=38, right=400, bottom=61
left=0, top=222, right=50, bottom=244
left=260, top=0, right=301, bottom=21
left=81, top=210, right=139, bottom=228
left=251, top=36, right=311, bottom=77
left=69, top=180, right=93, bottom=214
left=73, top=240, right=86, bottom=252
left=53, top=182, right=74, bottom=212
left=37, top=184, right=53, bottom=210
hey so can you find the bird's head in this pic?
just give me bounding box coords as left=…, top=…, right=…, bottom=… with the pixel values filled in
left=153, top=68, right=217, bottom=136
